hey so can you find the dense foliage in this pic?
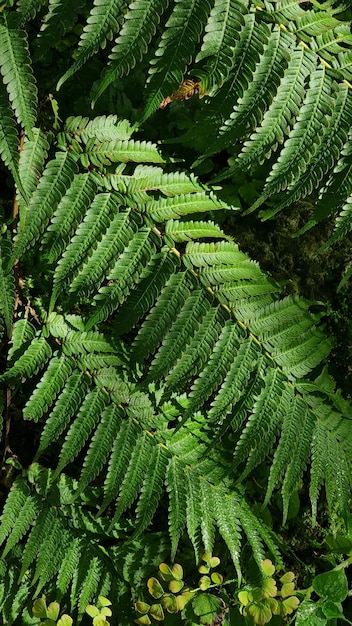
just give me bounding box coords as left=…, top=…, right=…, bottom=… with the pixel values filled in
left=0, top=1, right=352, bottom=625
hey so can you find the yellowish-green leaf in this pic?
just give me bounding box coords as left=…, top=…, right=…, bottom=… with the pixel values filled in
left=161, top=594, right=178, bottom=613
left=211, top=572, right=223, bottom=585
left=159, top=563, right=173, bottom=581
left=281, top=596, right=300, bottom=616
left=98, top=596, right=112, bottom=607
left=150, top=603, right=165, bottom=621
left=238, top=591, right=250, bottom=606
left=261, top=560, right=275, bottom=577
left=280, top=572, right=295, bottom=584
left=147, top=577, right=164, bottom=599
left=169, top=579, right=184, bottom=593
left=176, top=592, right=193, bottom=611
left=57, top=616, right=73, bottom=626
left=135, top=602, right=150, bottom=614
left=134, top=615, right=151, bottom=625
left=245, top=601, right=272, bottom=625
left=47, top=602, right=60, bottom=621
left=33, top=598, right=48, bottom=618
left=281, top=582, right=295, bottom=598
left=86, top=605, right=100, bottom=618
left=262, top=578, right=277, bottom=598
left=199, top=575, right=211, bottom=590
left=171, top=564, right=183, bottom=580
left=198, top=565, right=210, bottom=574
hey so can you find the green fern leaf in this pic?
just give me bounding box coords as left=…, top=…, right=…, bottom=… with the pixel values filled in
left=14, top=151, right=78, bottom=260
left=17, top=0, right=47, bottom=24
left=57, top=0, right=126, bottom=90
left=76, top=404, right=122, bottom=497
left=42, top=173, right=98, bottom=264
left=184, top=468, right=202, bottom=560
left=196, top=0, right=246, bottom=84
left=147, top=289, right=212, bottom=382
left=0, top=236, right=15, bottom=337
left=57, top=537, right=82, bottom=597
left=33, top=524, right=72, bottom=595
left=100, top=419, right=140, bottom=514
left=36, top=0, right=85, bottom=58
left=213, top=489, right=242, bottom=582
left=19, top=506, right=57, bottom=581
left=36, top=369, right=91, bottom=459
left=77, top=555, right=104, bottom=616
left=0, top=81, right=23, bottom=194
left=132, top=271, right=194, bottom=362
left=166, top=457, right=187, bottom=560
left=23, top=356, right=74, bottom=422
left=281, top=401, right=315, bottom=523
left=68, top=208, right=136, bottom=299
left=53, top=389, right=108, bottom=479
left=84, top=138, right=165, bottom=167
left=110, top=431, right=155, bottom=525
left=7, top=318, right=36, bottom=364
left=252, top=68, right=334, bottom=207
left=93, top=0, right=169, bottom=103
left=17, top=128, right=49, bottom=210
left=165, top=306, right=227, bottom=391
left=63, top=115, right=134, bottom=144
left=208, top=337, right=261, bottom=425
left=87, top=227, right=155, bottom=328
left=200, top=27, right=291, bottom=161
left=309, top=422, right=328, bottom=522
left=0, top=336, right=52, bottom=382
left=260, top=83, right=352, bottom=221
left=113, top=251, right=179, bottom=336
left=165, top=219, right=231, bottom=242
left=0, top=14, right=37, bottom=134
left=0, top=478, right=30, bottom=546
left=186, top=320, right=243, bottom=416
left=146, top=191, right=228, bottom=222
left=217, top=47, right=316, bottom=182
left=50, top=192, right=121, bottom=309
left=143, top=0, right=212, bottom=119
left=134, top=444, right=169, bottom=538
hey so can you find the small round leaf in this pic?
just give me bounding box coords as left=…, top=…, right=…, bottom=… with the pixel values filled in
left=147, top=577, right=164, bottom=599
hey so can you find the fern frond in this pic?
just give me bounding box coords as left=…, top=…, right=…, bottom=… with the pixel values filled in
left=19, top=506, right=57, bottom=581
left=165, top=219, right=231, bottom=242
left=64, top=115, right=134, bottom=144
left=36, top=369, right=91, bottom=459
left=41, top=173, right=98, bottom=264
left=23, top=356, right=74, bottom=422
left=166, top=457, right=187, bottom=560
left=87, top=227, right=155, bottom=328
left=16, top=0, right=47, bottom=24
left=93, top=0, right=169, bottom=102
left=184, top=467, right=202, bottom=560
left=113, top=251, right=179, bottom=336
left=143, top=0, right=211, bottom=119
left=36, top=0, right=85, bottom=58
left=85, top=138, right=165, bottom=167
left=260, top=83, right=352, bottom=220
left=17, top=128, right=49, bottom=211
left=57, top=0, right=126, bottom=90
left=110, top=431, right=155, bottom=526
left=134, top=445, right=169, bottom=538
left=146, top=191, right=228, bottom=222
left=57, top=537, right=82, bottom=597
left=53, top=389, right=108, bottom=479
left=251, top=67, right=334, bottom=208
left=196, top=0, right=246, bottom=84
left=7, top=318, right=36, bottom=364
left=14, top=151, right=78, bottom=260
left=147, top=289, right=212, bottom=382
left=0, top=14, right=37, bottom=134
left=50, top=192, right=121, bottom=310
left=76, top=404, right=122, bottom=497
left=0, top=479, right=30, bottom=546
left=199, top=27, right=291, bottom=161
left=0, top=236, right=15, bottom=337
left=76, top=556, right=104, bottom=617
left=68, top=208, right=136, bottom=299
left=0, top=81, right=23, bottom=194
left=213, top=489, right=242, bottom=582
left=217, top=47, right=316, bottom=181
left=0, top=336, right=52, bottom=382
left=132, top=271, right=195, bottom=362
left=100, top=419, right=141, bottom=513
